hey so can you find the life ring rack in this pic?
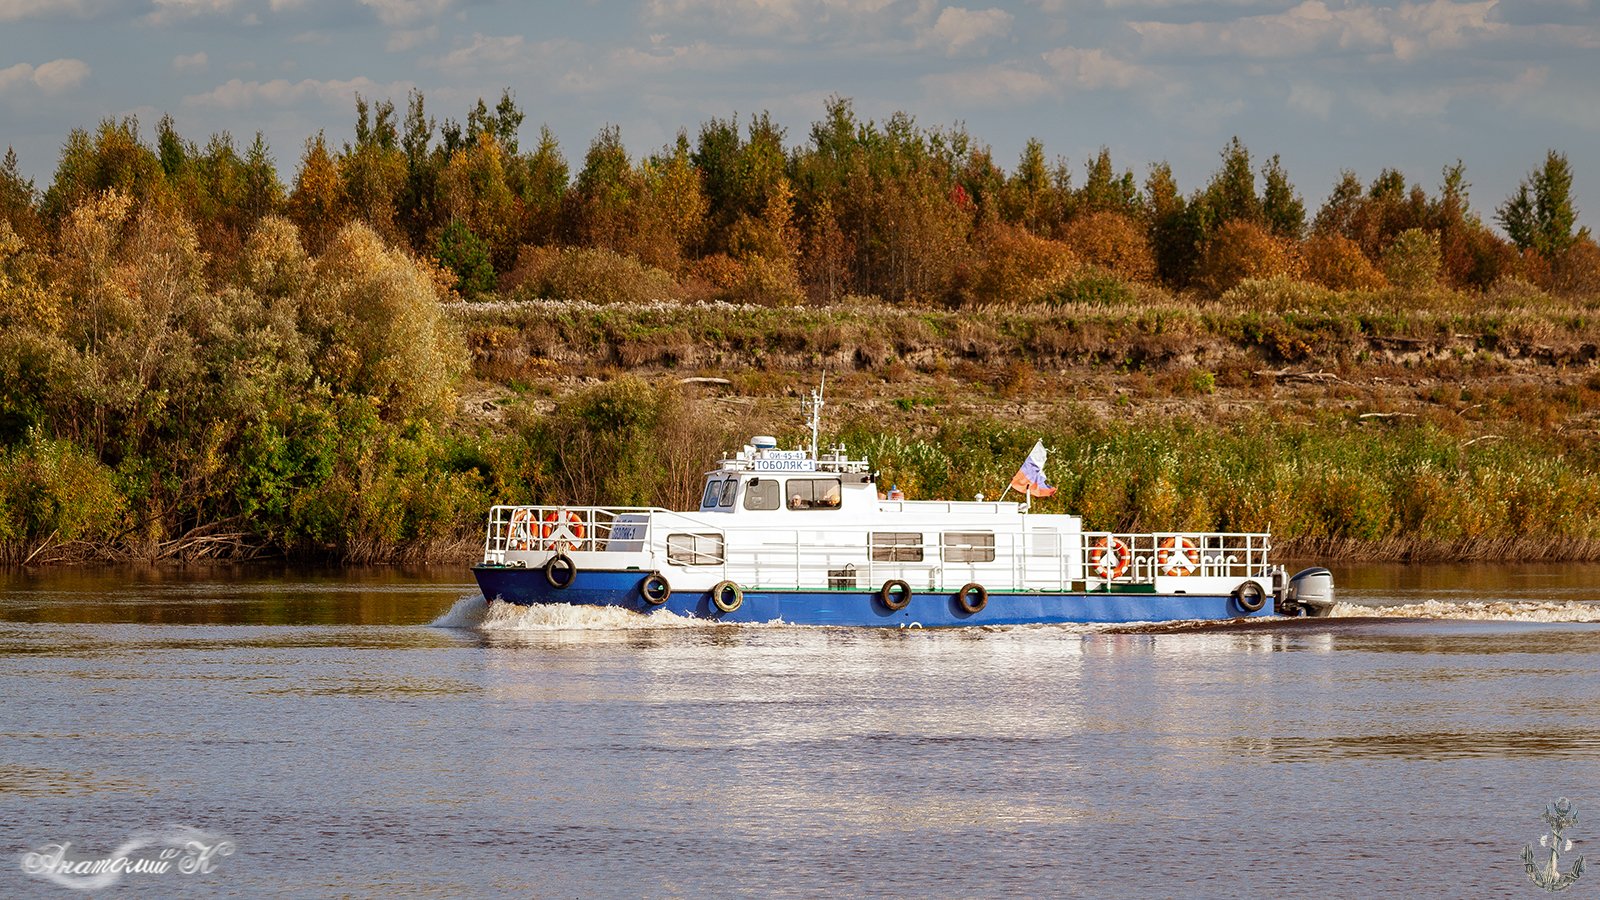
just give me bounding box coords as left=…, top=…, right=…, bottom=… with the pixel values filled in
left=1090, top=537, right=1132, bottom=580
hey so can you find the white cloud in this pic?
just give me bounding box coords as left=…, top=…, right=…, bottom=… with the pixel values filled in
left=146, top=0, right=237, bottom=25
left=1128, top=0, right=1501, bottom=63
left=428, top=33, right=529, bottom=74
left=0, top=0, right=106, bottom=21
left=0, top=58, right=90, bottom=95
left=644, top=0, right=900, bottom=38
left=360, top=0, right=455, bottom=27
left=182, top=75, right=410, bottom=111
left=172, top=51, right=209, bottom=73
left=387, top=25, right=438, bottom=52
left=921, top=63, right=1054, bottom=106
left=1286, top=82, right=1334, bottom=119
left=1041, top=46, right=1149, bottom=89
left=560, top=40, right=770, bottom=93
left=923, top=6, right=1013, bottom=56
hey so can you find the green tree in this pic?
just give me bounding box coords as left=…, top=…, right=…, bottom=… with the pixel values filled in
left=1260, top=154, right=1305, bottom=239
left=436, top=218, right=494, bottom=297
left=1498, top=150, right=1586, bottom=259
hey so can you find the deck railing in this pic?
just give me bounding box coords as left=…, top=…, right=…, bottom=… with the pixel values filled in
left=482, top=505, right=1271, bottom=592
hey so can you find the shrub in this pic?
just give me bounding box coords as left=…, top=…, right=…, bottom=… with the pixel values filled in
left=1047, top=268, right=1135, bottom=307
left=435, top=218, right=495, bottom=298
left=505, top=245, right=682, bottom=305
left=1549, top=236, right=1600, bottom=298
left=1061, top=211, right=1156, bottom=282
left=963, top=222, right=1077, bottom=305
left=1302, top=232, right=1385, bottom=291
left=1197, top=219, right=1291, bottom=296
left=1380, top=228, right=1442, bottom=292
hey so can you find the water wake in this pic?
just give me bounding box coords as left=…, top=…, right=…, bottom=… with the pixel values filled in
left=430, top=594, right=705, bottom=631
left=1331, top=599, right=1600, bottom=622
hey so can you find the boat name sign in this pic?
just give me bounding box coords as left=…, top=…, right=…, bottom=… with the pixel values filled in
left=751, top=450, right=815, bottom=472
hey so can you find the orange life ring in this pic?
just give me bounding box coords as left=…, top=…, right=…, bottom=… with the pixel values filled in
left=1090, top=537, right=1131, bottom=580
left=540, top=509, right=586, bottom=552
left=508, top=508, right=536, bottom=552
left=1157, top=536, right=1200, bottom=577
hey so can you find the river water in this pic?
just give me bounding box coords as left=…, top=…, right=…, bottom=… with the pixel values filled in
left=2, top=564, right=1597, bottom=898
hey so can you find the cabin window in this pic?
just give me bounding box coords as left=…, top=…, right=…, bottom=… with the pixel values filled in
left=701, top=480, right=723, bottom=508
left=786, top=478, right=842, bottom=510
left=871, top=532, right=924, bottom=562
left=943, top=532, right=996, bottom=563
left=743, top=478, right=780, bottom=511
left=718, top=479, right=738, bottom=508
left=667, top=533, right=725, bottom=566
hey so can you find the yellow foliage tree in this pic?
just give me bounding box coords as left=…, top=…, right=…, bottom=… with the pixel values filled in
left=1062, top=211, right=1155, bottom=282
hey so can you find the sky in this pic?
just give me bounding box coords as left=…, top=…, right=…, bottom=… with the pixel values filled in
left=1, top=0, right=1596, bottom=233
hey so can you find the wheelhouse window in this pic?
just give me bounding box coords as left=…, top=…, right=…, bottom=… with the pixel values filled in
left=943, top=532, right=996, bottom=563
left=667, top=533, right=725, bottom=566
left=743, top=478, right=780, bottom=511
left=786, top=478, right=842, bottom=510
left=718, top=478, right=738, bottom=508
left=701, top=479, right=723, bottom=509
left=871, top=532, right=924, bottom=562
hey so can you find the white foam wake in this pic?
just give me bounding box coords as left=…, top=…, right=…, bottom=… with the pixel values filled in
left=478, top=599, right=702, bottom=631
left=1331, top=599, right=1600, bottom=622
left=429, top=594, right=706, bottom=631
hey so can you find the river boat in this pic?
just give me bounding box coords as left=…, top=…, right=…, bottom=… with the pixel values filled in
left=472, top=387, right=1336, bottom=626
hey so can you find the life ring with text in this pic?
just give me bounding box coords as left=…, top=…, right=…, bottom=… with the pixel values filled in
left=540, top=509, right=586, bottom=552
left=955, top=582, right=987, bottom=615
left=544, top=553, right=578, bottom=590
left=1090, top=537, right=1132, bottom=580
left=879, top=579, right=912, bottom=611
left=508, top=508, right=536, bottom=552
left=1157, top=536, right=1201, bottom=577
left=710, top=580, right=743, bottom=613
left=1232, top=580, right=1266, bottom=613
left=641, top=572, right=671, bottom=606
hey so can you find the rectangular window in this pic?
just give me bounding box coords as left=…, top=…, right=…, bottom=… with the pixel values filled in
left=718, top=479, right=738, bottom=508
left=871, top=532, right=924, bottom=562
left=743, top=478, right=780, bottom=511
left=943, top=532, right=996, bottom=563
left=667, top=533, right=725, bottom=566
left=787, top=478, right=842, bottom=510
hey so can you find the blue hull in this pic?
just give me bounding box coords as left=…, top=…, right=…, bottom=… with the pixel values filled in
left=472, top=566, right=1274, bottom=627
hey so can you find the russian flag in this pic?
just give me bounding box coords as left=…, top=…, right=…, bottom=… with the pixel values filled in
left=1008, top=440, right=1056, bottom=498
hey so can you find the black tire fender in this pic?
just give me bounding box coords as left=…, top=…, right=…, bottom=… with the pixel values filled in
left=544, top=553, right=577, bottom=590
left=641, top=572, right=671, bottom=606
left=879, top=579, right=912, bottom=611
left=710, top=580, right=743, bottom=613
left=1233, top=580, right=1266, bottom=613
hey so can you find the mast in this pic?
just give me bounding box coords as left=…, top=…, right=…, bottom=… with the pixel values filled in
left=804, top=373, right=825, bottom=459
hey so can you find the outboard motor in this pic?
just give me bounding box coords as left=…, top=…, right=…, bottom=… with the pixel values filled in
left=1281, top=567, right=1336, bottom=617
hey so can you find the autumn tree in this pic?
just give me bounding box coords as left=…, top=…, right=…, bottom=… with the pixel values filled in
left=341, top=95, right=407, bottom=243
left=287, top=133, right=345, bottom=254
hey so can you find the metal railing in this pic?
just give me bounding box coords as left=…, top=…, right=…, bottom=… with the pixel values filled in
left=481, top=505, right=1271, bottom=592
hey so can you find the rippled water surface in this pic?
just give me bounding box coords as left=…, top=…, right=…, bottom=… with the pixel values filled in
left=2, top=564, right=1598, bottom=898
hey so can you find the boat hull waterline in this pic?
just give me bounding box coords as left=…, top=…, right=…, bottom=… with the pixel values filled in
left=472, top=566, right=1275, bottom=627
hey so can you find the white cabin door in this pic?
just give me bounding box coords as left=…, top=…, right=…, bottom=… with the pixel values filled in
left=1024, top=528, right=1063, bottom=590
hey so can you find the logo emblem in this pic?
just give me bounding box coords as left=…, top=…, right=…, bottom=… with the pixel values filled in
left=1523, top=798, right=1586, bottom=892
